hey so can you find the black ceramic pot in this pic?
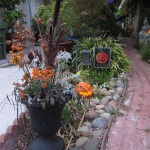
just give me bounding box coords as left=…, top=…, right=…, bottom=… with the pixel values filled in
left=24, top=102, right=65, bottom=150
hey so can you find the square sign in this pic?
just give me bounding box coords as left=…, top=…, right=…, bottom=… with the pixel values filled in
left=93, top=47, right=111, bottom=68
left=81, top=50, right=91, bottom=66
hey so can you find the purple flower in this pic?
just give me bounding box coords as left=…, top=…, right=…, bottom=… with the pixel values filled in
left=108, top=0, right=115, bottom=4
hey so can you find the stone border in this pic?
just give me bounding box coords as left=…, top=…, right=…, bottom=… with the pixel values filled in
left=0, top=112, right=25, bottom=150
left=101, top=80, right=127, bottom=150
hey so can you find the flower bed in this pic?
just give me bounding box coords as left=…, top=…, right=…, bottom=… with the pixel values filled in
left=11, top=72, right=127, bottom=150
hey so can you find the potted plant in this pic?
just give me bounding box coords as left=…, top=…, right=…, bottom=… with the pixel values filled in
left=8, top=23, right=78, bottom=150
left=0, top=0, right=26, bottom=52
left=7, top=0, right=87, bottom=149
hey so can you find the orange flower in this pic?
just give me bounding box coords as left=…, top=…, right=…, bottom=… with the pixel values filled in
left=38, top=73, right=43, bottom=77
left=20, top=92, right=25, bottom=98
left=41, top=75, right=47, bottom=80
left=19, top=47, right=24, bottom=51
left=32, top=68, right=39, bottom=75
left=42, top=83, right=47, bottom=88
left=32, top=76, right=38, bottom=80
left=9, top=51, right=24, bottom=65
left=11, top=45, right=16, bottom=51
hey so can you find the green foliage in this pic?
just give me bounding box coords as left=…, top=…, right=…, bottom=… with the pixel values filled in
left=62, top=107, right=72, bottom=123
left=72, top=36, right=129, bottom=85
left=140, top=44, right=150, bottom=63
left=33, top=0, right=122, bottom=37
left=60, top=0, right=119, bottom=37
left=33, top=4, right=55, bottom=26
left=4, top=10, right=25, bottom=28
left=0, top=0, right=26, bottom=10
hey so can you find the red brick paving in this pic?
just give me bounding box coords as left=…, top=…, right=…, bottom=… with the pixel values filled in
left=106, top=38, right=150, bottom=150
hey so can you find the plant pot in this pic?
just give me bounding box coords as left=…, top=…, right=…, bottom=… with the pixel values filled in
left=23, top=101, right=65, bottom=150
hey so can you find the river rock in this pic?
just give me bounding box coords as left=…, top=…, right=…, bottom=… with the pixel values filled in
left=113, top=94, right=121, bottom=102
left=108, top=81, right=116, bottom=88
left=104, top=91, right=112, bottom=96
left=95, top=105, right=105, bottom=110
left=92, top=130, right=104, bottom=138
left=105, top=105, right=115, bottom=113
left=77, top=126, right=91, bottom=136
left=91, top=98, right=100, bottom=105
left=101, top=97, right=109, bottom=105
left=101, top=113, right=111, bottom=120
left=83, top=138, right=100, bottom=150
left=95, top=109, right=105, bottom=114
left=85, top=110, right=98, bottom=120
left=116, top=80, right=124, bottom=88
left=118, top=73, right=127, bottom=79
left=124, top=98, right=132, bottom=107
left=116, top=87, right=124, bottom=96
left=76, top=137, right=89, bottom=147
left=110, top=77, right=117, bottom=81
left=92, top=117, right=108, bottom=129
left=108, top=100, right=117, bottom=107
left=89, top=102, right=96, bottom=107
left=105, top=95, right=113, bottom=100
left=70, top=147, right=79, bottom=150
left=83, top=122, right=92, bottom=128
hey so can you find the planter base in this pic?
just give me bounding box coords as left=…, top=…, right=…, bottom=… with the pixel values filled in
left=29, top=135, right=65, bottom=150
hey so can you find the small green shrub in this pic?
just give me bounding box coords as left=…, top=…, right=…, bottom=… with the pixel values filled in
left=140, top=44, right=150, bottom=63
left=71, top=36, right=130, bottom=85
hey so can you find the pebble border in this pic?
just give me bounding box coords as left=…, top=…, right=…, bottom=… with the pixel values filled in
left=101, top=80, right=127, bottom=150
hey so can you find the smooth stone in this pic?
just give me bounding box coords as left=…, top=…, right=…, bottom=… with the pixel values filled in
left=104, top=91, right=112, bottom=96
left=105, top=95, right=113, bottom=100
left=89, top=101, right=96, bottom=107
left=70, top=147, right=79, bottom=150
left=101, top=97, right=109, bottom=105
left=92, top=130, right=104, bottom=138
left=77, top=126, right=91, bottom=136
left=101, top=113, right=111, bottom=120
left=95, top=105, right=105, bottom=110
left=118, top=73, right=127, bottom=79
left=108, top=100, right=117, bottom=107
left=83, top=138, right=100, bottom=150
left=85, top=110, right=98, bottom=120
left=124, top=98, right=132, bottom=107
left=108, top=90, right=116, bottom=94
left=116, top=87, right=124, bottom=96
left=116, top=80, right=124, bottom=88
left=113, top=94, right=121, bottom=102
left=108, top=81, right=116, bottom=88
left=91, top=98, right=100, bottom=105
left=110, top=77, right=117, bottom=81
left=76, top=137, right=89, bottom=147
left=105, top=105, right=115, bottom=113
left=95, top=109, right=105, bottom=114
left=92, top=117, right=108, bottom=129
left=119, top=109, right=127, bottom=115
left=83, top=122, right=92, bottom=128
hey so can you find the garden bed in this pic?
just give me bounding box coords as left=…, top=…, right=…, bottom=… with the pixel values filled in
left=11, top=73, right=127, bottom=150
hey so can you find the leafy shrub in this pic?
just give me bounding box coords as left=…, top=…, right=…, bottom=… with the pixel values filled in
left=71, top=36, right=130, bottom=85
left=32, top=0, right=123, bottom=38
left=140, top=44, right=150, bottom=63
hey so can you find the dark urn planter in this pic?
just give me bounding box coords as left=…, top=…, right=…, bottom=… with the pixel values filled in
left=24, top=102, right=65, bottom=150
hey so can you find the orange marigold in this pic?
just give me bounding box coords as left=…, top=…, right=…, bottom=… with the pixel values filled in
left=42, top=83, right=47, bottom=88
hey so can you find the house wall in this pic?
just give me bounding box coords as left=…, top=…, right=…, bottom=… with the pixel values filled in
left=0, top=0, right=43, bottom=29
left=19, top=0, right=44, bottom=29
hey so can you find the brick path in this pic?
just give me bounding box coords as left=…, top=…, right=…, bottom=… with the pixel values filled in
left=106, top=38, right=150, bottom=150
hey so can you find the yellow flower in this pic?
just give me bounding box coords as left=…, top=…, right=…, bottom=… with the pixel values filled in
left=76, top=71, right=81, bottom=75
